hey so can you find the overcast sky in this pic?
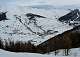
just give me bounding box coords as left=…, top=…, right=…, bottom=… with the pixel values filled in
left=0, top=0, right=80, bottom=6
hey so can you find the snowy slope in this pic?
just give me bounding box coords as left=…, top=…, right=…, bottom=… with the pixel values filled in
left=0, top=5, right=74, bottom=45
left=0, top=6, right=74, bottom=45
left=0, top=0, right=80, bottom=57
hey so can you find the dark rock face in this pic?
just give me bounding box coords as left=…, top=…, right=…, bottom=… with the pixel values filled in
left=37, top=25, right=80, bottom=53
left=0, top=12, right=8, bottom=21
left=26, top=13, right=46, bottom=20
left=59, top=9, right=80, bottom=25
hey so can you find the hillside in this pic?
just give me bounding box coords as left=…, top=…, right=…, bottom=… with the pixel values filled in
left=0, top=6, right=73, bottom=45
left=0, top=0, right=80, bottom=57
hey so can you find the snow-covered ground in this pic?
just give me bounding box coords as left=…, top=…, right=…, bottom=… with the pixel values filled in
left=0, top=6, right=73, bottom=45
left=0, top=49, right=68, bottom=57
left=0, top=48, right=80, bottom=57
left=0, top=0, right=73, bottom=45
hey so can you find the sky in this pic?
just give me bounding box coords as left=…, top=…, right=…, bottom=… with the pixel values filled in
left=0, top=0, right=80, bottom=6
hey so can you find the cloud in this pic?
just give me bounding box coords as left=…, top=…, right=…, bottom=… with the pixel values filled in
left=15, top=0, right=80, bottom=6
left=0, top=0, right=80, bottom=6
left=39, top=0, right=80, bottom=6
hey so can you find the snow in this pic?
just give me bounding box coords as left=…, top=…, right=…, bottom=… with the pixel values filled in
left=0, top=49, right=67, bottom=57
left=0, top=0, right=80, bottom=57
left=50, top=48, right=80, bottom=56
left=1, top=48, right=80, bottom=57
left=0, top=5, right=74, bottom=45
left=0, top=6, right=73, bottom=45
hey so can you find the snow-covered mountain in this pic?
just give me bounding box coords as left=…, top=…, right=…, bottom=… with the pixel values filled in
left=0, top=0, right=80, bottom=57
left=0, top=6, right=73, bottom=45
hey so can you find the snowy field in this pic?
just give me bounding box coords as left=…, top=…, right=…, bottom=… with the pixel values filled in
left=0, top=48, right=80, bottom=57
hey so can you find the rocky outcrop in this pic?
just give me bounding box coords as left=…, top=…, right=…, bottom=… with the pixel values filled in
left=26, top=13, right=46, bottom=20
left=59, top=9, right=80, bottom=26
left=0, top=12, right=8, bottom=21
